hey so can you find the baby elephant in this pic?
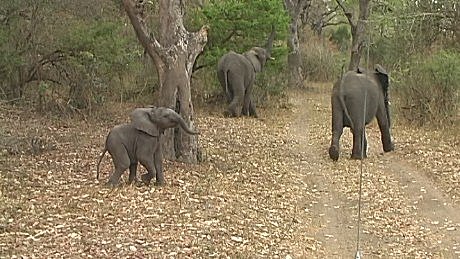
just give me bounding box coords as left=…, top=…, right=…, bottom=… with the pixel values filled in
left=96, top=107, right=198, bottom=187
left=329, top=65, right=394, bottom=160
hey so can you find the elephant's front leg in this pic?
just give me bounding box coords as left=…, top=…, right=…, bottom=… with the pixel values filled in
left=226, top=74, right=245, bottom=117
left=153, top=147, right=165, bottom=186
left=376, top=106, right=394, bottom=152
left=242, top=93, right=258, bottom=118
left=248, top=99, right=258, bottom=117
left=127, top=163, right=138, bottom=184
left=243, top=83, right=258, bottom=117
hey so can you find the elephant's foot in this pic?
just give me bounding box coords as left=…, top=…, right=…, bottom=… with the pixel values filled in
left=383, top=142, right=394, bottom=152
left=140, top=173, right=154, bottom=185
left=350, top=152, right=367, bottom=160
left=154, top=180, right=166, bottom=187
left=328, top=146, right=340, bottom=161
left=104, top=181, right=119, bottom=188
left=223, top=110, right=232, bottom=117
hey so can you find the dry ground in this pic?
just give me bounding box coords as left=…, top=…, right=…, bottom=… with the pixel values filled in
left=1, top=84, right=459, bottom=258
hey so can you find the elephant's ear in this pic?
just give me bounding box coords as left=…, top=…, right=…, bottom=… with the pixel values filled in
left=245, top=49, right=262, bottom=72
left=129, top=108, right=160, bottom=137
left=374, top=64, right=389, bottom=92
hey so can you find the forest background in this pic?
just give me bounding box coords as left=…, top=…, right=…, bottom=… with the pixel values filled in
left=0, top=0, right=459, bottom=127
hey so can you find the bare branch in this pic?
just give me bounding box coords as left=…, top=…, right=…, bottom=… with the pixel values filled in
left=220, top=29, right=238, bottom=45
left=323, top=20, right=349, bottom=27
left=335, top=0, right=354, bottom=26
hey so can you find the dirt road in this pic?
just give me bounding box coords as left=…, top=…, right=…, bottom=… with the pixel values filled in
left=285, top=87, right=460, bottom=257
left=1, top=85, right=459, bottom=258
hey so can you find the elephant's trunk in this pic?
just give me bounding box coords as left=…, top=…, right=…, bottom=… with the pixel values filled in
left=175, top=113, right=199, bottom=135
left=264, top=24, right=276, bottom=57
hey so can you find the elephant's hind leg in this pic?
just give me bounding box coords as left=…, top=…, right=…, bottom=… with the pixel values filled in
left=329, top=95, right=344, bottom=161
left=106, top=150, right=130, bottom=187
left=351, top=128, right=367, bottom=159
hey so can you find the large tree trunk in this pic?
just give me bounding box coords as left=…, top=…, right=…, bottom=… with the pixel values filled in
left=287, top=17, right=303, bottom=88
left=284, top=0, right=310, bottom=88
left=123, top=0, right=208, bottom=163
left=336, top=0, right=370, bottom=71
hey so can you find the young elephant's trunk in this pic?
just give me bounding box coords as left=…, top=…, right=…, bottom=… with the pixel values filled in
left=175, top=113, right=199, bottom=135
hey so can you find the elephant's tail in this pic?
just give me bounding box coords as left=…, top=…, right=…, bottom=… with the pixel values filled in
left=224, top=70, right=230, bottom=100
left=338, top=76, right=354, bottom=130
left=340, top=96, right=354, bottom=130
left=96, top=148, right=108, bottom=180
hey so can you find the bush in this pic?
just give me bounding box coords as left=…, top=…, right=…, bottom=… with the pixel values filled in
left=395, top=50, right=460, bottom=126
left=301, top=29, right=343, bottom=82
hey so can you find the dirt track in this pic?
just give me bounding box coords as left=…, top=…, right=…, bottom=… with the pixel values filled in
left=1, top=84, right=459, bottom=257
left=286, top=87, right=460, bottom=257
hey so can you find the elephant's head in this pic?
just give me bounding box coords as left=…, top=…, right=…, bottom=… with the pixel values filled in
left=373, top=64, right=391, bottom=126
left=244, top=25, right=276, bottom=72
left=130, top=107, right=199, bottom=137
left=244, top=47, right=270, bottom=72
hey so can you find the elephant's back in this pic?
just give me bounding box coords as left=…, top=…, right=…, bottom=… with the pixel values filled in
left=341, top=71, right=378, bottom=92
left=108, top=124, right=136, bottom=143
left=218, top=51, right=249, bottom=69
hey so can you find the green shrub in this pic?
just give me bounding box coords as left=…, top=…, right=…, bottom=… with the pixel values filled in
left=395, top=50, right=460, bottom=126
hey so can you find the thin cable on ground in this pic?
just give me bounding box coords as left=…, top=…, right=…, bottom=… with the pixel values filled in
left=355, top=90, right=367, bottom=259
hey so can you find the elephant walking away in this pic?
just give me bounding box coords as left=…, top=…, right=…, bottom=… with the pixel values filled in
left=329, top=64, right=394, bottom=160
left=96, top=107, right=198, bottom=187
left=217, top=29, right=275, bottom=118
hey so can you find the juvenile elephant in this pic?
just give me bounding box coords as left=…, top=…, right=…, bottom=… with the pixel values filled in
left=217, top=30, right=275, bottom=117
left=328, top=64, right=394, bottom=160
left=96, top=107, right=198, bottom=187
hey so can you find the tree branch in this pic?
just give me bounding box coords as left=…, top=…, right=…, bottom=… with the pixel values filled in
left=324, top=20, right=349, bottom=27
left=122, top=0, right=165, bottom=68
left=220, top=29, right=237, bottom=45
left=335, top=0, right=354, bottom=26
left=26, top=50, right=66, bottom=84
left=186, top=25, right=208, bottom=75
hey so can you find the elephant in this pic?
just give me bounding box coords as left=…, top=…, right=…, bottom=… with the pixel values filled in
left=96, top=107, right=198, bottom=187
left=217, top=29, right=275, bottom=118
left=328, top=64, right=394, bottom=160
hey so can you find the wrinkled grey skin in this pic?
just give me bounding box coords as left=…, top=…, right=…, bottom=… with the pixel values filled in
left=329, top=65, right=394, bottom=160
left=96, top=107, right=198, bottom=187
left=217, top=47, right=271, bottom=117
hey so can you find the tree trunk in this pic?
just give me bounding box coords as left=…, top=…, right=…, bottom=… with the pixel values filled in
left=348, top=0, right=370, bottom=71
left=287, top=18, right=303, bottom=88
left=336, top=0, right=370, bottom=71
left=284, top=0, right=310, bottom=88
left=123, top=0, right=207, bottom=163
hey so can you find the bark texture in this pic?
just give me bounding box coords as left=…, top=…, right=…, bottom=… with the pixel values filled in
left=284, top=0, right=310, bottom=88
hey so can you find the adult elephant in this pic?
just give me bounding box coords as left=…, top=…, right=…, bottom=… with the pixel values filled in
left=96, top=107, right=198, bottom=187
left=328, top=64, right=394, bottom=160
left=217, top=30, right=275, bottom=118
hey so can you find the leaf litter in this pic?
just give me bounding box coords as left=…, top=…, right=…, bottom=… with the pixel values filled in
left=0, top=86, right=459, bottom=257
